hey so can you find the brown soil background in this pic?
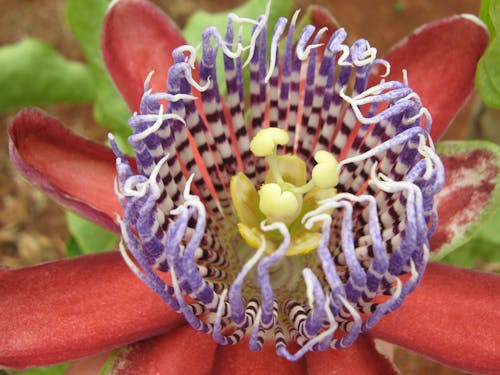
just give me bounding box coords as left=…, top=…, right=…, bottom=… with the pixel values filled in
left=0, top=1, right=494, bottom=374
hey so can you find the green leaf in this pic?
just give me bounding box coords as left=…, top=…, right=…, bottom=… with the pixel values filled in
left=10, top=363, right=69, bottom=375
left=65, top=0, right=131, bottom=255
left=441, top=219, right=500, bottom=268
left=476, top=0, right=500, bottom=108
left=99, top=350, right=119, bottom=375
left=66, top=0, right=132, bottom=144
left=183, top=0, right=293, bottom=95
left=65, top=234, right=84, bottom=257
left=449, top=206, right=500, bottom=268
left=475, top=205, right=500, bottom=243
left=480, top=0, right=495, bottom=36
left=66, top=211, right=118, bottom=254
left=183, top=0, right=293, bottom=46
left=0, top=39, right=95, bottom=114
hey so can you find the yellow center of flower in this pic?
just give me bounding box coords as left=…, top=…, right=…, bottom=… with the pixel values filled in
left=230, top=128, right=339, bottom=256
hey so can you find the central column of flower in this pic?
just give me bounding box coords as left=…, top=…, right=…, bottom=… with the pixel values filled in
left=230, top=128, right=340, bottom=256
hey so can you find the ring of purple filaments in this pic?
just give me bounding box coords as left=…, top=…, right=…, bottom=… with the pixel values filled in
left=109, top=7, right=444, bottom=361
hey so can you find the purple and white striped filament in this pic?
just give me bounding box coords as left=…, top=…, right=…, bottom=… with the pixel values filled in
left=112, top=5, right=444, bottom=360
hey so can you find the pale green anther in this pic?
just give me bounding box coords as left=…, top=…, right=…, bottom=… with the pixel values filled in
left=250, top=128, right=289, bottom=157
left=311, top=150, right=339, bottom=189
left=259, top=183, right=301, bottom=221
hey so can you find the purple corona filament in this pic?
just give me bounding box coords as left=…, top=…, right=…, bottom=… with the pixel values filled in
left=112, top=5, right=444, bottom=360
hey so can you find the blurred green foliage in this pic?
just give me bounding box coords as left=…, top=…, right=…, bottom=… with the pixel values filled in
left=65, top=212, right=118, bottom=256
left=183, top=0, right=293, bottom=95
left=476, top=0, right=500, bottom=108
left=0, top=39, right=95, bottom=113
left=440, top=209, right=500, bottom=270
left=66, top=0, right=133, bottom=154
left=8, top=363, right=69, bottom=375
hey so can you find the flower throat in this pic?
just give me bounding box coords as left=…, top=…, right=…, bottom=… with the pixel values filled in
left=112, top=3, right=444, bottom=361
left=232, top=127, right=339, bottom=256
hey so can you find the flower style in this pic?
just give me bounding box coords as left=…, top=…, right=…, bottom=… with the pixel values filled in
left=2, top=1, right=500, bottom=374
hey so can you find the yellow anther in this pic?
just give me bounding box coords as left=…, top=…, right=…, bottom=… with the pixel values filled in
left=250, top=128, right=289, bottom=157
left=259, top=183, right=300, bottom=222
left=311, top=150, right=339, bottom=189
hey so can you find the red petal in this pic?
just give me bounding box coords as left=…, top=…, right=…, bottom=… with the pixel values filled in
left=370, top=262, right=500, bottom=374
left=0, top=251, right=183, bottom=369
left=212, top=341, right=306, bottom=375
left=382, top=15, right=488, bottom=140
left=8, top=108, right=123, bottom=233
left=110, top=325, right=217, bottom=374
left=306, top=335, right=398, bottom=375
left=102, top=0, right=186, bottom=112
left=431, top=142, right=500, bottom=253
